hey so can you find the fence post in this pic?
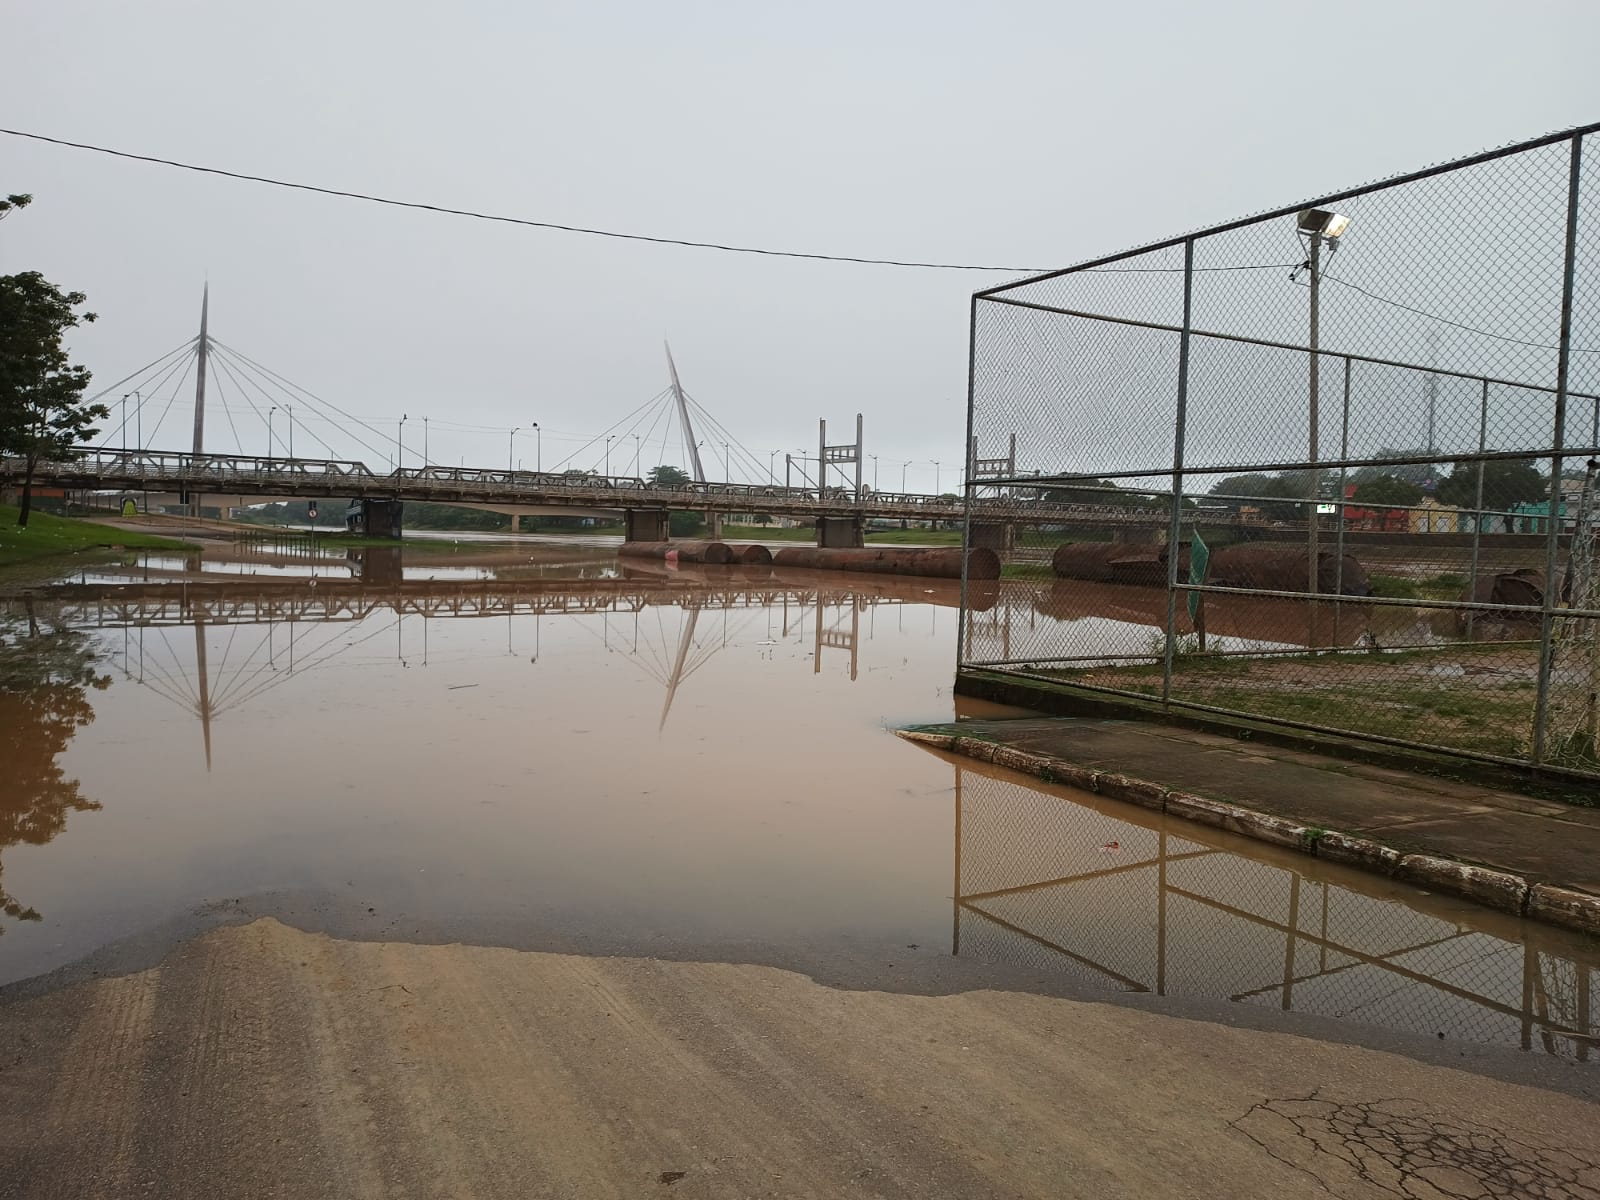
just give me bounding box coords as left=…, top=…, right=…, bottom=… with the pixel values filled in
left=1533, top=133, right=1583, bottom=766
left=1467, top=377, right=1489, bottom=641
left=958, top=293, right=980, bottom=669
left=1333, top=356, right=1352, bottom=646
left=1162, top=239, right=1196, bottom=704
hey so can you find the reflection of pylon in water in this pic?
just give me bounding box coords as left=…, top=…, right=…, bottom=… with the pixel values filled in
left=814, top=595, right=862, bottom=681
left=1547, top=458, right=1600, bottom=765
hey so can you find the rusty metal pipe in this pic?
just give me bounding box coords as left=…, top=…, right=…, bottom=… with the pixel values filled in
left=771, top=546, right=1000, bottom=580
left=618, top=540, right=735, bottom=565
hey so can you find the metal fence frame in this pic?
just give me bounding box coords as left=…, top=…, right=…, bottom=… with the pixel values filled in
left=960, top=121, right=1600, bottom=778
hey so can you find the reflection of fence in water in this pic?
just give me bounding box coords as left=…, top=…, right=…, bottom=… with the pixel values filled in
left=953, top=766, right=1597, bottom=1057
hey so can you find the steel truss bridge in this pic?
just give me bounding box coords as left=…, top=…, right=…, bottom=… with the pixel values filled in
left=11, top=573, right=978, bottom=631
left=6, top=448, right=1185, bottom=528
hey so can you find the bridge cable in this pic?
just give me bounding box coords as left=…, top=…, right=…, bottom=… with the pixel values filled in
left=214, top=349, right=354, bottom=461
left=682, top=394, right=772, bottom=484
left=209, top=343, right=386, bottom=463
left=141, top=356, right=199, bottom=448
left=210, top=339, right=400, bottom=461
left=548, top=389, right=674, bottom=475
left=204, top=351, right=277, bottom=451
left=90, top=344, right=198, bottom=448
left=209, top=350, right=344, bottom=461
left=209, top=363, right=247, bottom=454
left=84, top=338, right=198, bottom=408
left=210, top=342, right=389, bottom=462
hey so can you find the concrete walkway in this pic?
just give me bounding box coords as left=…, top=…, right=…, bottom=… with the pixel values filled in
left=1, top=919, right=1596, bottom=1199
left=900, top=717, right=1600, bottom=933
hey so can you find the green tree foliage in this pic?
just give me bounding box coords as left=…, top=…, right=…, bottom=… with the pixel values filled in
left=0, top=606, right=107, bottom=931
left=648, top=464, right=693, bottom=488
left=669, top=511, right=705, bottom=536
left=0, top=247, right=107, bottom=527
left=1043, top=478, right=1159, bottom=508
left=1352, top=475, right=1424, bottom=507
left=1435, top=459, right=1548, bottom=512
left=1208, top=473, right=1305, bottom=520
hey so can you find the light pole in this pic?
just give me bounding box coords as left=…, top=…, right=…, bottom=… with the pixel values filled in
left=1295, top=207, right=1351, bottom=600
left=632, top=434, right=641, bottom=475
left=605, top=434, right=614, bottom=476
left=902, top=460, right=911, bottom=492
left=769, top=450, right=778, bottom=484
left=120, top=392, right=129, bottom=448
left=531, top=422, right=541, bottom=472
left=870, top=454, right=879, bottom=490
left=509, top=427, right=519, bottom=474
left=133, top=389, right=141, bottom=452
left=933, top=460, right=942, bottom=494
left=268, top=406, right=277, bottom=456
left=398, top=413, right=408, bottom=472
left=721, top=441, right=730, bottom=482
left=287, top=404, right=294, bottom=460
left=423, top=416, right=429, bottom=466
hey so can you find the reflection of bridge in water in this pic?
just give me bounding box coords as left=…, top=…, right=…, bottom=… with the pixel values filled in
left=942, top=759, right=1598, bottom=1059
left=8, top=568, right=973, bottom=765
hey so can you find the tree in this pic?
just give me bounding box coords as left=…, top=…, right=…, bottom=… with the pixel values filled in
left=0, top=607, right=107, bottom=932
left=1435, top=459, right=1547, bottom=513
left=648, top=464, right=693, bottom=488
left=1352, top=475, right=1423, bottom=507
left=0, top=265, right=106, bottom=527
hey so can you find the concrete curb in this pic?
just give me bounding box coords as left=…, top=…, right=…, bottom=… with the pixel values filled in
left=895, top=727, right=1600, bottom=938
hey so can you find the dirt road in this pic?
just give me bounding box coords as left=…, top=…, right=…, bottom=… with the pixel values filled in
left=1, top=919, right=1595, bottom=1199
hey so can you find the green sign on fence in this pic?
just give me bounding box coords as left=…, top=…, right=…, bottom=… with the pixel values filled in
left=1187, top=529, right=1209, bottom=624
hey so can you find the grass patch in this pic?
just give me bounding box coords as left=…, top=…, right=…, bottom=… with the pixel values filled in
left=1035, top=639, right=1561, bottom=765
left=1000, top=562, right=1054, bottom=580
left=866, top=528, right=963, bottom=545
left=0, top=504, right=193, bottom=567
left=1367, top=572, right=1467, bottom=602
left=719, top=525, right=815, bottom=542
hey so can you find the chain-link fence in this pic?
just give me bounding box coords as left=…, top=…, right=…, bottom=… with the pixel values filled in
left=961, top=123, right=1600, bottom=779
left=954, top=765, right=1600, bottom=1057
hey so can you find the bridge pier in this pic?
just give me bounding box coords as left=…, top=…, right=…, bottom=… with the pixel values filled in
left=347, top=499, right=404, bottom=539
left=969, top=522, right=1015, bottom=555
left=816, top=516, right=864, bottom=549
left=625, top=509, right=670, bottom=542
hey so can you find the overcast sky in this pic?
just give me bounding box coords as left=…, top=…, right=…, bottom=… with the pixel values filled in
left=3, top=0, right=1596, bottom=491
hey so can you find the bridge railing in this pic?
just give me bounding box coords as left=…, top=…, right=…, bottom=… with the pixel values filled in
left=12, top=447, right=1176, bottom=524
left=12, top=448, right=379, bottom=482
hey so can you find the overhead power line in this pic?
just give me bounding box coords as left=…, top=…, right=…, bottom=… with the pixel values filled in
left=1, top=126, right=1049, bottom=273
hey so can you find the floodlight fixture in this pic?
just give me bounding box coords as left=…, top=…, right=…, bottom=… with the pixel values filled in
left=1296, top=208, right=1352, bottom=240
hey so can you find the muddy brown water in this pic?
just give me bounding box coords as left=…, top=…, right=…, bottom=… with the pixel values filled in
left=1, top=545, right=1596, bottom=1063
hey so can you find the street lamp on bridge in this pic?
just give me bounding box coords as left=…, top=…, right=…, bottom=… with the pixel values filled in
left=268, top=406, right=277, bottom=457
left=509, top=427, right=520, bottom=474
left=605, top=434, right=615, bottom=477
left=532, top=423, right=541, bottom=472
left=398, top=413, right=408, bottom=471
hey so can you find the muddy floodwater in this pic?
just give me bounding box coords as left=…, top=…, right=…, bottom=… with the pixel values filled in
left=2, top=542, right=1597, bottom=1063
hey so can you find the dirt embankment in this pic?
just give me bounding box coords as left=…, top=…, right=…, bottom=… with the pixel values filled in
left=0, top=919, right=1595, bottom=1199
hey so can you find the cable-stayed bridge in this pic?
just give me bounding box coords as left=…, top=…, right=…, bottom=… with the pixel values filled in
left=3, top=288, right=1181, bottom=545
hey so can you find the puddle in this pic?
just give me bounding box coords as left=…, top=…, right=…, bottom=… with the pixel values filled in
left=1, top=547, right=1595, bottom=1061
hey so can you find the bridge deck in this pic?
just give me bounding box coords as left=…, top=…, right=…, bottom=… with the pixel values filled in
left=8, top=450, right=1181, bottom=526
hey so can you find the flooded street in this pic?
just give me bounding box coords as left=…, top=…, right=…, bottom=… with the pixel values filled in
left=2, top=543, right=1597, bottom=1064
